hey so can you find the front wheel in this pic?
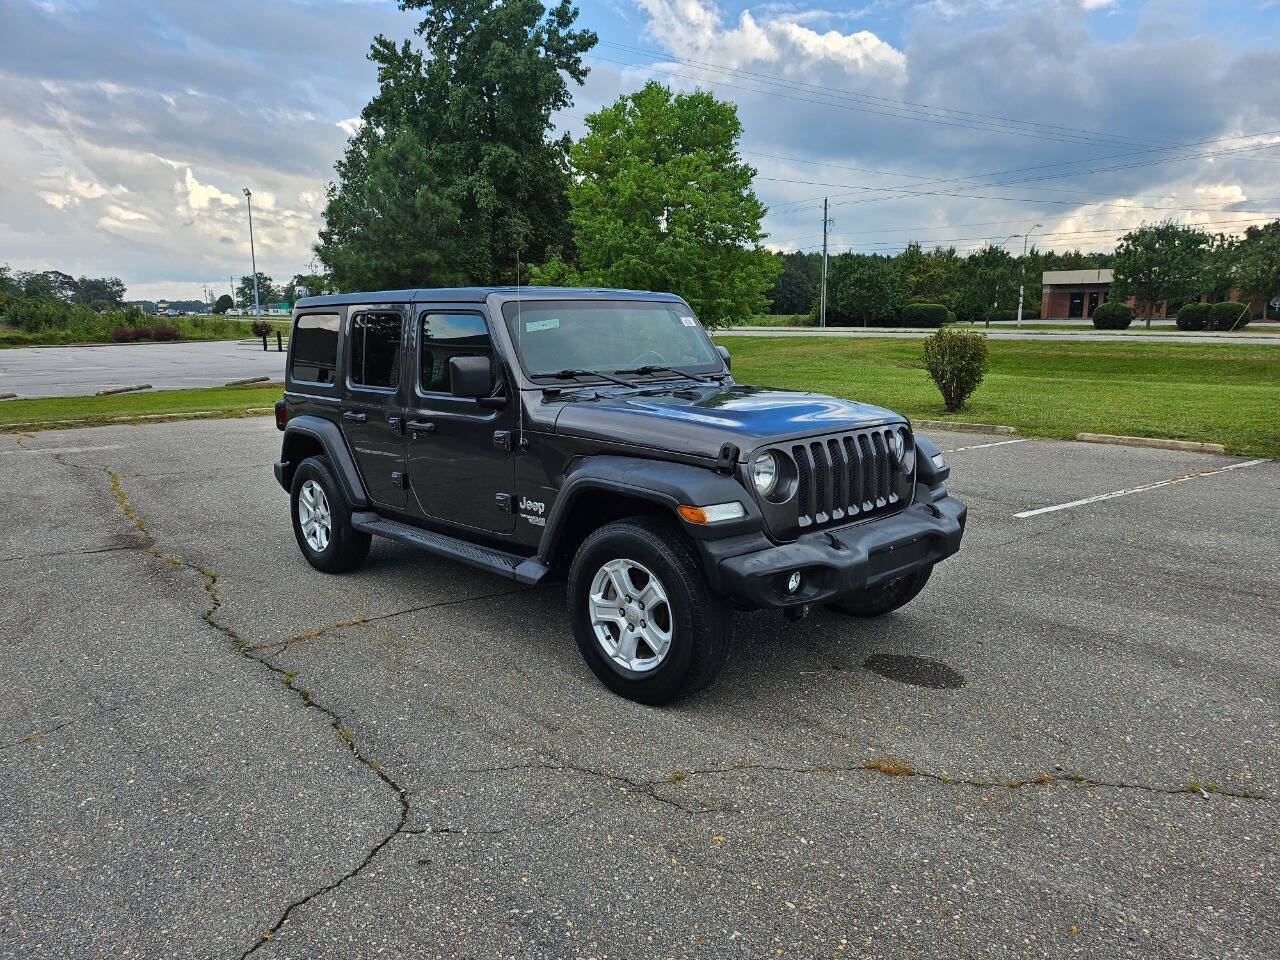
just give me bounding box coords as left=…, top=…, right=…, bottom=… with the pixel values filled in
left=827, top=565, right=933, bottom=618
left=568, top=518, right=733, bottom=704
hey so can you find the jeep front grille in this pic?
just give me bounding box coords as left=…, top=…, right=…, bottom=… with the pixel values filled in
left=792, top=427, right=907, bottom=529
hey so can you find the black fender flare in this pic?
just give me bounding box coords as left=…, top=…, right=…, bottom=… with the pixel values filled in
left=536, top=455, right=764, bottom=564
left=913, top=433, right=950, bottom=486
left=278, top=415, right=369, bottom=508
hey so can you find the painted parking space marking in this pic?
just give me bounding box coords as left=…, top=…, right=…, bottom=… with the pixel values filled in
left=1014, top=458, right=1271, bottom=519
left=0, top=445, right=124, bottom=456
left=942, top=438, right=1030, bottom=454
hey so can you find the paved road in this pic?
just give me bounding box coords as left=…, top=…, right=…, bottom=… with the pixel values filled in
left=0, top=340, right=287, bottom=397
left=1, top=420, right=1276, bottom=958
left=729, top=325, right=1280, bottom=344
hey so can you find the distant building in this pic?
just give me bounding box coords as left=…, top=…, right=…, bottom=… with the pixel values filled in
left=1040, top=268, right=1183, bottom=320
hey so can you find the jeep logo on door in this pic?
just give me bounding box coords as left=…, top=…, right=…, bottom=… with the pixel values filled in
left=519, top=496, right=546, bottom=525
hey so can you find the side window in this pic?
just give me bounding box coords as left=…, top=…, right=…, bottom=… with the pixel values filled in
left=419, top=312, right=495, bottom=394
left=349, top=311, right=403, bottom=390
left=290, top=313, right=339, bottom=384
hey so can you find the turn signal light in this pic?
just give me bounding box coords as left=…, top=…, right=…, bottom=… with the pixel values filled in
left=274, top=400, right=288, bottom=431
left=677, top=502, right=746, bottom=525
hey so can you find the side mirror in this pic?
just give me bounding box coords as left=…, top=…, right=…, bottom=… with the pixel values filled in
left=716, top=344, right=731, bottom=371
left=449, top=355, right=493, bottom=398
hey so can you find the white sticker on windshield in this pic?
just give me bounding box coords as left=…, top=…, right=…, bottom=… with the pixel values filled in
left=680, top=316, right=696, bottom=327
left=525, top=318, right=560, bottom=332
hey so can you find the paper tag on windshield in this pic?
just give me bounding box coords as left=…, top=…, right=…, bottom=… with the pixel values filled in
left=680, top=317, right=696, bottom=327
left=526, top=318, right=559, bottom=332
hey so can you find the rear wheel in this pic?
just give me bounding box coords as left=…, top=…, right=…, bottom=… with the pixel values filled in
left=568, top=518, right=733, bottom=704
left=290, top=456, right=371, bottom=573
left=827, top=565, right=933, bottom=618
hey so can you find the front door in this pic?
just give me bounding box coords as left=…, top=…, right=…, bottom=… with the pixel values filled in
left=1087, top=291, right=1100, bottom=316
left=404, top=308, right=515, bottom=535
left=341, top=307, right=407, bottom=509
left=1069, top=292, right=1084, bottom=318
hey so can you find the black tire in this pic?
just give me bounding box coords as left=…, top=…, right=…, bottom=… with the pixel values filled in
left=827, top=565, right=933, bottom=618
left=290, top=456, right=371, bottom=574
left=567, top=517, right=733, bottom=704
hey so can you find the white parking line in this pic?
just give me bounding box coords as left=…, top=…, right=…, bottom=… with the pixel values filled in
left=1014, top=458, right=1271, bottom=519
left=0, top=445, right=123, bottom=456
left=943, top=438, right=1030, bottom=454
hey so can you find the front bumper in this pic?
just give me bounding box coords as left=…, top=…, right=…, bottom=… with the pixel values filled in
left=703, top=496, right=966, bottom=610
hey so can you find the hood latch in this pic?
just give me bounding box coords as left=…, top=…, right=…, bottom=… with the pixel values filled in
left=715, top=442, right=739, bottom=476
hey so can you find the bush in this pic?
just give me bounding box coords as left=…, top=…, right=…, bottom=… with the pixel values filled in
left=1208, top=301, right=1251, bottom=331
left=1175, top=302, right=1212, bottom=331
left=1090, top=301, right=1134, bottom=330
left=899, top=303, right=950, bottom=328
left=250, top=318, right=274, bottom=337
left=922, top=327, right=989, bottom=412
left=152, top=322, right=181, bottom=341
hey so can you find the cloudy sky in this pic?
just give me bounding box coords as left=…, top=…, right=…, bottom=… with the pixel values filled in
left=1, top=0, right=1277, bottom=301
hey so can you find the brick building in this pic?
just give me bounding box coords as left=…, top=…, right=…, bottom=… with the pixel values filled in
left=1040, top=269, right=1176, bottom=320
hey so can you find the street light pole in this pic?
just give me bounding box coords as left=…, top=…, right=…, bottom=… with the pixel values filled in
left=1016, top=223, right=1042, bottom=329
left=243, top=188, right=261, bottom=321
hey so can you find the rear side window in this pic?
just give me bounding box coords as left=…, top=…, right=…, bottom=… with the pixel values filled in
left=349, top=311, right=403, bottom=390
left=420, top=312, right=494, bottom=394
left=290, top=313, right=339, bottom=384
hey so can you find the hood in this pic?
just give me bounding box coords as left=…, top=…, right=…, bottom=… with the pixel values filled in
left=548, top=383, right=905, bottom=460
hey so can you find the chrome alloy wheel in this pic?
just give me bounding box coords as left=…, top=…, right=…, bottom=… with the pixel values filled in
left=298, top=479, right=332, bottom=553
left=588, top=558, right=674, bottom=673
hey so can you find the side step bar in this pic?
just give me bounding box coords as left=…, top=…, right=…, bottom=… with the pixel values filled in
left=351, top=512, right=550, bottom=585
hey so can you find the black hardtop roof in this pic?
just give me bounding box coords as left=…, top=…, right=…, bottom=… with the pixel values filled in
left=294, top=286, right=687, bottom=310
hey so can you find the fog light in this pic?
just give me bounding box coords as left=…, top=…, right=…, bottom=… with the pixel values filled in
left=786, top=571, right=802, bottom=594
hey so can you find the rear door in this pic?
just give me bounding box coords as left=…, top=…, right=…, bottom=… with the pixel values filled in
left=341, top=306, right=408, bottom=509
left=403, top=306, right=516, bottom=535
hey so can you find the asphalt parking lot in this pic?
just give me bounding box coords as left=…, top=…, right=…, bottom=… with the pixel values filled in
left=0, top=340, right=286, bottom=397
left=1, top=418, right=1276, bottom=959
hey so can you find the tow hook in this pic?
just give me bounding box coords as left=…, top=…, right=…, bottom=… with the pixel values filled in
left=784, top=603, right=811, bottom=622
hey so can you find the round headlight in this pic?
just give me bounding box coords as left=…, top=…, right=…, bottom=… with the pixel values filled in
left=752, top=451, right=779, bottom=497
left=896, top=428, right=915, bottom=473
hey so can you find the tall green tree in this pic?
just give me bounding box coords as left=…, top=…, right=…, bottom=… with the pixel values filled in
left=317, top=0, right=596, bottom=288
left=826, top=253, right=903, bottom=326
left=213, top=294, right=234, bottom=314
left=236, top=273, right=278, bottom=311
left=541, top=81, right=778, bottom=326
left=1111, top=221, right=1209, bottom=328
left=1235, top=220, right=1280, bottom=320
left=767, top=251, right=822, bottom=315
left=955, top=244, right=1017, bottom=323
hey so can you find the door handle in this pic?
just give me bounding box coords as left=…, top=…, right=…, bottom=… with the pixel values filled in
left=342, top=410, right=368, bottom=423
left=407, top=419, right=436, bottom=434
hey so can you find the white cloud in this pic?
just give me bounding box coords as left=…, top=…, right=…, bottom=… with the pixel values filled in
left=181, top=167, right=238, bottom=210
left=337, top=116, right=364, bottom=136
left=633, top=0, right=904, bottom=77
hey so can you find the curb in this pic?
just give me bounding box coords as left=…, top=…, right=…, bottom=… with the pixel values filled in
left=225, top=375, right=271, bottom=386
left=914, top=419, right=1018, bottom=435
left=1076, top=433, right=1227, bottom=454
left=0, top=392, right=16, bottom=401
left=96, top=384, right=151, bottom=396
left=1, top=407, right=274, bottom=433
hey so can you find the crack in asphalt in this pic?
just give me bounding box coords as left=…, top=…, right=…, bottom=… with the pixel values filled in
left=0, top=715, right=88, bottom=752
left=250, top=584, right=534, bottom=655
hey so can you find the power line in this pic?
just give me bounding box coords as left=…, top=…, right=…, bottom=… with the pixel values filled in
left=596, top=42, right=1164, bottom=150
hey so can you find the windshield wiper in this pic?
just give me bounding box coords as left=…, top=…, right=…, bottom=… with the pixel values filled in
left=535, top=368, right=638, bottom=388
left=614, top=364, right=714, bottom=385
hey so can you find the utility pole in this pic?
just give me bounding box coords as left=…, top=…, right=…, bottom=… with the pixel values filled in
left=1016, top=223, right=1042, bottom=329
left=243, top=188, right=261, bottom=321
left=819, top=197, right=832, bottom=328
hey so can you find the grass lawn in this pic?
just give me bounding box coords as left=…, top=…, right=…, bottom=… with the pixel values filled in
left=0, top=384, right=282, bottom=430
left=716, top=335, right=1280, bottom=458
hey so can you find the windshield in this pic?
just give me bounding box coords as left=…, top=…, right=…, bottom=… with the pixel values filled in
left=501, top=299, right=722, bottom=379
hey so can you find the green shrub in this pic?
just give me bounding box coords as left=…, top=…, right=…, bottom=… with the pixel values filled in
left=899, top=303, right=950, bottom=328
left=1091, top=301, right=1135, bottom=330
left=1176, top=302, right=1212, bottom=331
left=985, top=308, right=1018, bottom=323
left=922, top=327, right=989, bottom=412
left=1208, top=301, right=1251, bottom=331
left=250, top=318, right=274, bottom=337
